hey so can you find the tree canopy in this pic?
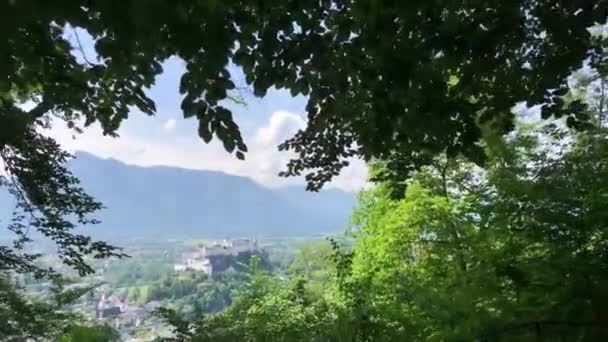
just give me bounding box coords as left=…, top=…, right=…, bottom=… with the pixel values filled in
left=3, top=1, right=607, bottom=190
left=2, top=2, right=606, bottom=273
left=157, top=74, right=608, bottom=340
left=158, top=119, right=608, bottom=341
left=1, top=2, right=607, bottom=339
left=0, top=275, right=118, bottom=341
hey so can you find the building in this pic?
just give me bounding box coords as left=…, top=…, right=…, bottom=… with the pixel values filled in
left=185, top=255, right=213, bottom=273
left=96, top=293, right=128, bottom=319
left=174, top=238, right=259, bottom=275
left=98, top=306, right=122, bottom=319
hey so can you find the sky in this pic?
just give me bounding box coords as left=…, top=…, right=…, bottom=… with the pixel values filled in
left=46, top=30, right=368, bottom=192
left=46, top=23, right=604, bottom=193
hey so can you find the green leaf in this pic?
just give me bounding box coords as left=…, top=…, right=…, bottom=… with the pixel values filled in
left=198, top=120, right=212, bottom=143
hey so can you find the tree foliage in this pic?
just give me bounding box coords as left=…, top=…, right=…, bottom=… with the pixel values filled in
left=1, top=0, right=606, bottom=281
left=347, top=127, right=608, bottom=340
left=2, top=1, right=608, bottom=340
left=0, top=135, right=126, bottom=277
left=58, top=324, right=120, bottom=342
left=160, top=118, right=608, bottom=341
left=3, top=0, right=606, bottom=191
left=0, top=275, right=117, bottom=341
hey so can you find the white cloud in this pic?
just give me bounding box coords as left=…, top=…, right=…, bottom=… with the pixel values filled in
left=251, top=111, right=368, bottom=191
left=255, top=110, right=305, bottom=146
left=45, top=111, right=367, bottom=192
left=163, top=118, right=176, bottom=132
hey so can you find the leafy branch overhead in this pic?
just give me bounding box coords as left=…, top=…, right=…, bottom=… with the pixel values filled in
left=0, top=275, right=115, bottom=340
left=0, top=122, right=127, bottom=277
left=3, top=1, right=607, bottom=191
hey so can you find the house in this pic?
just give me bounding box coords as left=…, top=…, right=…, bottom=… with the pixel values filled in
left=96, top=293, right=128, bottom=319
left=97, top=306, right=122, bottom=319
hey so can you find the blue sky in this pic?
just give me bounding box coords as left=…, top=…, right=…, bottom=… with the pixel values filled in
left=48, top=30, right=367, bottom=191
left=49, top=23, right=607, bottom=192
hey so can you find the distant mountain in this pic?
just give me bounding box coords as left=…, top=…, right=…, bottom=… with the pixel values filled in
left=2, top=152, right=356, bottom=239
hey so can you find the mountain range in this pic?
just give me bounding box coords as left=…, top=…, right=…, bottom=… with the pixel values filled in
left=1, top=152, right=356, bottom=239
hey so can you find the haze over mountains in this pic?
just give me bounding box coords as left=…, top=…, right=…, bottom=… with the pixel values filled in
left=1, top=152, right=356, bottom=239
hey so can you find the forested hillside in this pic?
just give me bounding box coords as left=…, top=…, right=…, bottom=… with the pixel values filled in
left=158, top=121, right=608, bottom=341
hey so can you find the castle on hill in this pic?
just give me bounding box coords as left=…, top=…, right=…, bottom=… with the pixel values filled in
left=174, top=238, right=259, bottom=275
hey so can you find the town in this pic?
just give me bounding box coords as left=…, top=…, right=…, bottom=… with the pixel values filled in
left=13, top=237, right=278, bottom=341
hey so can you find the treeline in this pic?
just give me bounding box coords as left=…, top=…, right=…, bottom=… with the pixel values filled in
left=159, top=119, right=608, bottom=341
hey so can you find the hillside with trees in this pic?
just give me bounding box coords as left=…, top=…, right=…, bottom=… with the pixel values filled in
left=158, top=117, right=608, bottom=341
